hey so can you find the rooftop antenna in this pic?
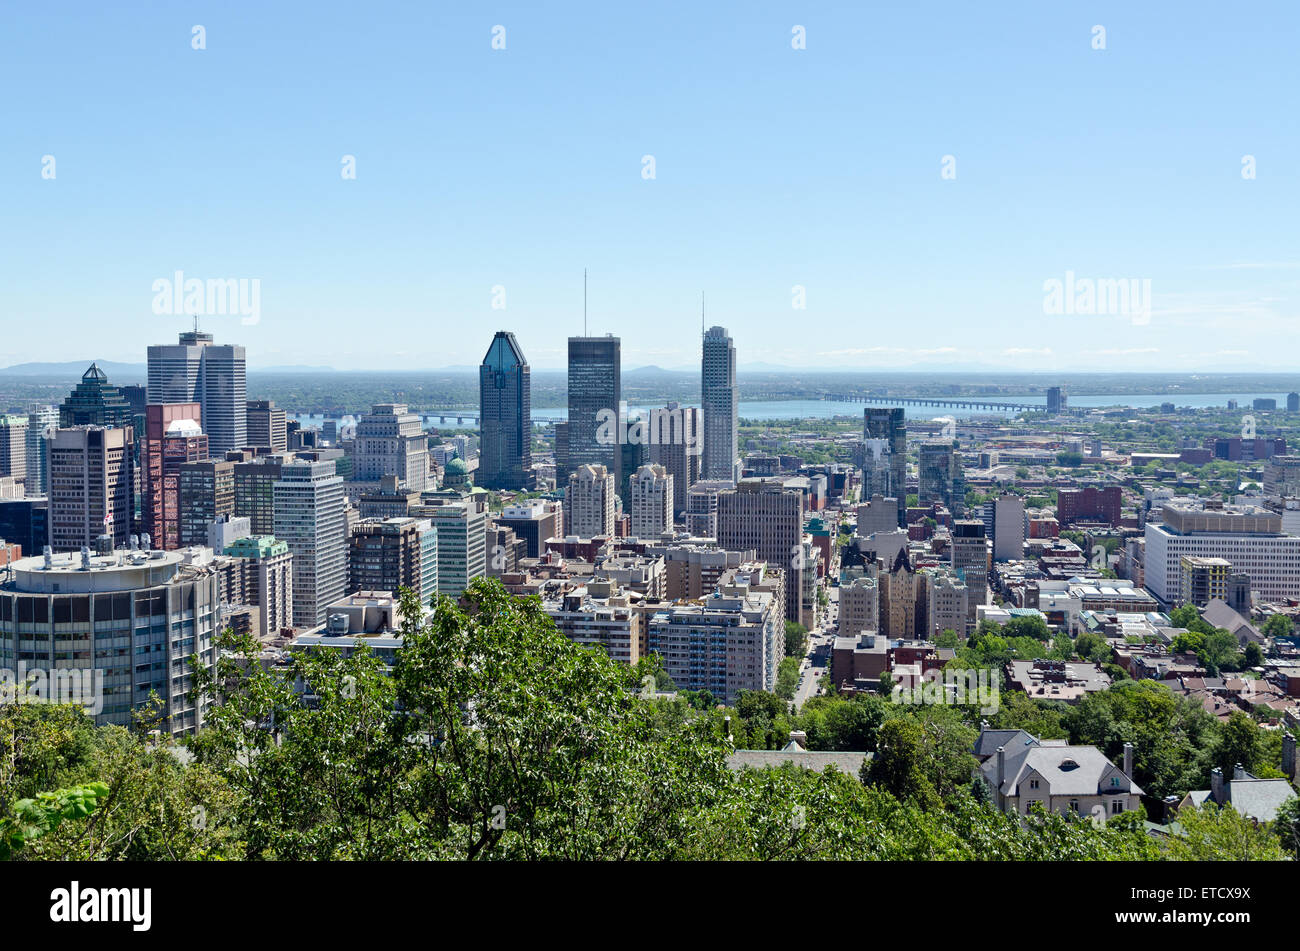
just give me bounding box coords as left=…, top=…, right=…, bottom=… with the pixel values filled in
left=583, top=268, right=588, bottom=336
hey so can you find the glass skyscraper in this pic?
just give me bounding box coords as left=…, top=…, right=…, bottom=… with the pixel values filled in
left=478, top=331, right=532, bottom=490
left=564, top=335, right=620, bottom=486
left=701, top=326, right=738, bottom=482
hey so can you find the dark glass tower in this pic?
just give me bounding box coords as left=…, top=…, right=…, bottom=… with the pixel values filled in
left=58, top=364, right=135, bottom=428
left=478, top=331, right=533, bottom=490
left=863, top=407, right=907, bottom=527
left=564, top=335, right=621, bottom=486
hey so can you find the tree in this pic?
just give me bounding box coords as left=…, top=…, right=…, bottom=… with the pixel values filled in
left=1274, top=795, right=1300, bottom=857
left=0, top=782, right=110, bottom=860
left=1167, top=803, right=1287, bottom=861
left=864, top=719, right=941, bottom=810
left=1214, top=711, right=1263, bottom=778
left=784, top=621, right=809, bottom=658
left=1262, top=614, right=1294, bottom=640
left=775, top=658, right=801, bottom=701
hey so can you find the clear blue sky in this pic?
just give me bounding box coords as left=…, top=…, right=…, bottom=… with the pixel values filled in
left=2, top=1, right=1298, bottom=372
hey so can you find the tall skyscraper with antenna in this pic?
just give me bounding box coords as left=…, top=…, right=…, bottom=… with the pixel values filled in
left=701, top=324, right=738, bottom=481
left=147, top=324, right=247, bottom=456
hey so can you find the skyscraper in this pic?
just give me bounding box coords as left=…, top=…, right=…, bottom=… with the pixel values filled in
left=141, top=403, right=207, bottom=550
left=147, top=329, right=247, bottom=455
left=24, top=405, right=58, bottom=496
left=565, top=335, right=620, bottom=486
left=701, top=325, right=738, bottom=481
left=648, top=402, right=700, bottom=515
left=717, top=479, right=805, bottom=622
left=348, top=516, right=438, bottom=602
left=993, top=494, right=1026, bottom=562
left=353, top=403, right=429, bottom=492
left=566, top=463, right=616, bottom=538
left=0, top=415, right=28, bottom=486
left=47, top=426, right=135, bottom=552
left=918, top=442, right=963, bottom=515
left=863, top=408, right=907, bottom=527
left=274, top=459, right=347, bottom=627
left=629, top=463, right=673, bottom=538
left=58, top=364, right=134, bottom=428
left=478, top=331, right=533, bottom=490
left=178, top=458, right=236, bottom=548
left=246, top=400, right=288, bottom=452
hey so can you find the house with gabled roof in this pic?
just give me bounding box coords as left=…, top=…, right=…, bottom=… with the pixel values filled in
left=975, top=728, right=1144, bottom=820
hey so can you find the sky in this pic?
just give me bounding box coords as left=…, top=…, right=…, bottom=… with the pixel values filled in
left=2, top=1, right=1299, bottom=373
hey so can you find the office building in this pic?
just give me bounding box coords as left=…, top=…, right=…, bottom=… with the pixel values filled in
left=701, top=325, right=738, bottom=481
left=685, top=479, right=732, bottom=538
left=0, top=415, right=29, bottom=486
left=918, top=442, right=963, bottom=515
left=0, top=498, right=48, bottom=555
left=58, top=364, right=134, bottom=428
left=178, top=458, right=235, bottom=548
left=1046, top=387, right=1066, bottom=415
left=23, top=405, right=58, bottom=496
left=1057, top=486, right=1122, bottom=528
left=141, top=403, right=207, bottom=551
left=353, top=403, right=429, bottom=492
left=478, top=331, right=533, bottom=490
left=950, top=519, right=990, bottom=630
left=233, top=453, right=287, bottom=535
left=246, top=400, right=288, bottom=452
left=421, top=501, right=486, bottom=598
left=863, top=408, right=906, bottom=527
left=629, top=463, right=673, bottom=538
left=217, top=535, right=295, bottom=640
left=348, top=516, right=438, bottom=602
left=1146, top=501, right=1300, bottom=603
left=566, top=463, right=616, bottom=538
left=147, top=330, right=247, bottom=455
left=0, top=546, right=218, bottom=735
left=564, top=335, right=621, bottom=485
left=48, top=426, right=135, bottom=552
left=647, top=401, right=700, bottom=515
left=496, top=499, right=563, bottom=559
left=647, top=578, right=782, bottom=704
left=993, top=494, right=1026, bottom=562
left=274, top=459, right=347, bottom=627
left=717, top=479, right=805, bottom=622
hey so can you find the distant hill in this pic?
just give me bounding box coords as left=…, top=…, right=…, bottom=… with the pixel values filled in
left=0, top=360, right=146, bottom=379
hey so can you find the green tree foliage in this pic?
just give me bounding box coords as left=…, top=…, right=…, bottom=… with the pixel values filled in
left=1065, top=680, right=1218, bottom=799
left=783, top=621, right=809, bottom=658
left=2, top=578, right=1290, bottom=861
left=1167, top=803, right=1288, bottom=861
left=775, top=658, right=801, bottom=701
left=1274, top=795, right=1300, bottom=857
left=0, top=782, right=109, bottom=859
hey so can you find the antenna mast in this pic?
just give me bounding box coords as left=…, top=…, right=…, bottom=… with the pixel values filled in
left=583, top=268, right=588, bottom=336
